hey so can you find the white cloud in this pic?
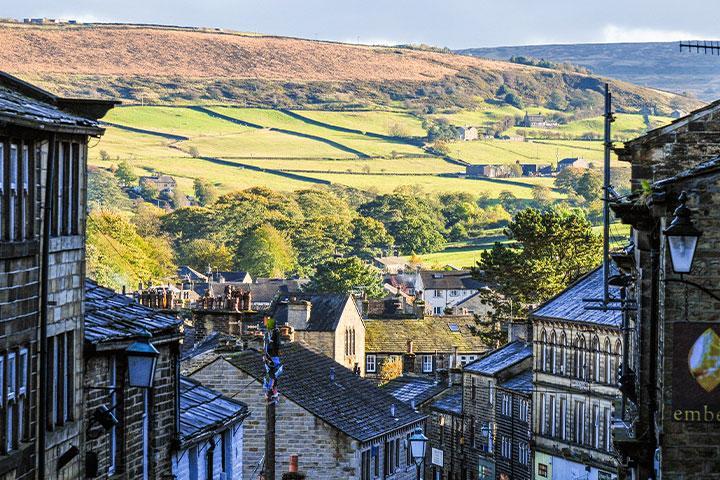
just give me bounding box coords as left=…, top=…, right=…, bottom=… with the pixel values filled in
left=602, top=24, right=699, bottom=43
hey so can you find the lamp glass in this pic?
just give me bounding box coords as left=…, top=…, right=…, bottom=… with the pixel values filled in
left=409, top=428, right=428, bottom=464
left=667, top=235, right=698, bottom=274
left=126, top=339, right=160, bottom=388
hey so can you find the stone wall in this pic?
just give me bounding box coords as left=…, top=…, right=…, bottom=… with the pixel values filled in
left=172, top=425, right=243, bottom=480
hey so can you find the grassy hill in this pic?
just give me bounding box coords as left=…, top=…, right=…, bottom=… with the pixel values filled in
left=0, top=23, right=701, bottom=115
left=457, top=42, right=720, bottom=102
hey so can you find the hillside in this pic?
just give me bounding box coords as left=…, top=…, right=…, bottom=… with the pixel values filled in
left=0, top=23, right=701, bottom=114
left=457, top=42, right=720, bottom=102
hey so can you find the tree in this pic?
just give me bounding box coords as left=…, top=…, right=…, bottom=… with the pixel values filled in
left=177, top=239, right=233, bottom=272
left=504, top=92, right=523, bottom=109
left=139, top=181, right=159, bottom=200
left=188, top=146, right=200, bottom=158
left=379, top=356, right=403, bottom=385
left=554, top=167, right=583, bottom=194
left=388, top=122, right=410, bottom=138
left=160, top=206, right=215, bottom=243
left=236, top=225, right=296, bottom=277
left=172, top=187, right=189, bottom=208
left=475, top=207, right=602, bottom=318
left=114, top=161, right=137, bottom=187
left=348, top=217, right=393, bottom=259
left=193, top=178, right=217, bottom=207
left=576, top=170, right=603, bottom=202
left=99, top=149, right=110, bottom=161
left=306, top=257, right=384, bottom=298
left=531, top=185, right=553, bottom=207
left=87, top=168, right=132, bottom=211
left=509, top=161, right=523, bottom=177
left=131, top=202, right=165, bottom=237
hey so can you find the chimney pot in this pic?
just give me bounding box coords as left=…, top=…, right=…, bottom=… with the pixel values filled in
left=329, top=367, right=336, bottom=382
left=390, top=404, right=396, bottom=418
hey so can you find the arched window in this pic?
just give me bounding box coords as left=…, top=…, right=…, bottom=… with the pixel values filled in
left=614, top=339, right=623, bottom=383
left=592, top=337, right=601, bottom=382
left=560, top=332, right=567, bottom=376
left=540, top=330, right=548, bottom=372
left=550, top=332, right=557, bottom=374
left=576, top=336, right=587, bottom=380
left=604, top=339, right=612, bottom=384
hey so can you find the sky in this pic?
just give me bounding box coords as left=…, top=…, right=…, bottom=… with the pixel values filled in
left=3, top=0, right=719, bottom=48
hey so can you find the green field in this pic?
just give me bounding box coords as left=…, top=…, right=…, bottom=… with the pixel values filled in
left=293, top=110, right=427, bottom=137
left=234, top=157, right=463, bottom=174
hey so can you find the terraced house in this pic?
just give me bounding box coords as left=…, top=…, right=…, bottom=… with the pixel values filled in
left=532, top=267, right=623, bottom=480
left=0, top=72, right=115, bottom=479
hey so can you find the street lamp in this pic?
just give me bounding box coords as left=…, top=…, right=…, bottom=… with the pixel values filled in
left=408, top=427, right=428, bottom=480
left=126, top=335, right=160, bottom=388
left=663, top=191, right=702, bottom=275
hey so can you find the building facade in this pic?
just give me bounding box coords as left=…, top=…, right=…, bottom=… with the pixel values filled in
left=414, top=270, right=487, bottom=316
left=531, top=267, right=622, bottom=480
left=84, top=280, right=182, bottom=479
left=611, top=100, right=720, bottom=479
left=0, top=72, right=114, bottom=479
left=188, top=343, right=426, bottom=480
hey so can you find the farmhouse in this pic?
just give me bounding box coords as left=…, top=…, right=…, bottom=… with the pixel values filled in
left=519, top=112, right=559, bottom=129
left=456, top=125, right=479, bottom=141
left=139, top=173, right=177, bottom=192
left=188, top=343, right=426, bottom=480
left=557, top=157, right=591, bottom=171
left=466, top=164, right=505, bottom=178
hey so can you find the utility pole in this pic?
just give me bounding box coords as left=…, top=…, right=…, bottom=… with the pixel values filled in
left=602, top=83, right=613, bottom=305
left=263, top=316, right=282, bottom=480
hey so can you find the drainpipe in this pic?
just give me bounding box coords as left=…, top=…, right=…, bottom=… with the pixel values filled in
left=38, top=133, right=56, bottom=479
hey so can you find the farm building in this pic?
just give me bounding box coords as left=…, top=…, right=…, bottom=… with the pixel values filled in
left=557, top=157, right=591, bottom=171
left=139, top=173, right=177, bottom=192
left=519, top=112, right=559, bottom=129
left=466, top=164, right=505, bottom=178
left=456, top=125, right=479, bottom=141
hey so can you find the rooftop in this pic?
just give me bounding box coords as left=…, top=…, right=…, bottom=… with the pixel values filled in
left=365, top=317, right=488, bottom=353
left=179, top=376, right=249, bottom=447
left=228, top=343, right=426, bottom=442
left=464, top=340, right=532, bottom=376
left=177, top=265, right=208, bottom=283
left=0, top=71, right=115, bottom=134
left=531, top=266, right=622, bottom=328
left=499, top=370, right=533, bottom=395
left=419, top=270, right=485, bottom=291
left=84, top=279, right=182, bottom=345
left=273, top=293, right=356, bottom=332
left=429, top=386, right=463, bottom=416
left=381, top=376, right=449, bottom=408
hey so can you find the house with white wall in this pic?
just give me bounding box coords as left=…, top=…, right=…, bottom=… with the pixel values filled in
left=414, top=270, right=487, bottom=316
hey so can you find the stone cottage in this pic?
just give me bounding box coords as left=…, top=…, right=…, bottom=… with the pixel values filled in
left=188, top=342, right=426, bottom=480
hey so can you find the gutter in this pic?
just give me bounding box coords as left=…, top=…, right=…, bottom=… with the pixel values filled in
left=38, top=132, right=56, bottom=479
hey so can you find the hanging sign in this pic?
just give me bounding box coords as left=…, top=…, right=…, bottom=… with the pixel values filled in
left=672, top=323, right=720, bottom=422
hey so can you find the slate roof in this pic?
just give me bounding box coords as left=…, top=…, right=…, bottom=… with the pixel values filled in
left=227, top=343, right=426, bottom=442
left=419, top=270, right=485, bottom=290
left=653, top=156, right=720, bottom=187
left=84, top=279, right=182, bottom=345
left=0, top=72, right=112, bottom=134
left=429, top=386, right=463, bottom=416
left=463, top=340, right=533, bottom=376
left=531, top=266, right=622, bottom=328
left=211, top=271, right=252, bottom=283
left=178, top=265, right=208, bottom=283
left=273, top=293, right=356, bottom=331
left=365, top=317, right=488, bottom=353
left=499, top=370, right=533, bottom=395
left=179, top=376, right=249, bottom=446
left=381, top=376, right=449, bottom=408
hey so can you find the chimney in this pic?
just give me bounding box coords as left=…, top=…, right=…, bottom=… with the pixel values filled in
left=453, top=346, right=459, bottom=368
left=390, top=404, right=396, bottom=418
left=329, top=367, right=336, bottom=382
left=407, top=340, right=414, bottom=354
left=287, top=300, right=311, bottom=331
left=508, top=320, right=530, bottom=343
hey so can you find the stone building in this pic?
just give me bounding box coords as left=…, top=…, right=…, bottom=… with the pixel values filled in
left=456, top=126, right=479, bottom=141
left=557, top=157, right=591, bottom=171
left=139, top=174, right=176, bottom=192
left=188, top=342, right=426, bottom=480
left=0, top=72, right=115, bottom=479
left=84, top=279, right=182, bottom=479
left=426, top=387, right=464, bottom=480
left=172, top=376, right=249, bottom=480
left=273, top=293, right=366, bottom=374
left=462, top=340, right=533, bottom=480
left=610, top=100, right=720, bottom=479
left=414, top=270, right=488, bottom=316
left=531, top=267, right=622, bottom=480
left=364, top=317, right=488, bottom=381
left=495, top=370, right=532, bottom=480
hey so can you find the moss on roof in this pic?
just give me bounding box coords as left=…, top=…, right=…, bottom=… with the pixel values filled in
left=365, top=317, right=489, bottom=354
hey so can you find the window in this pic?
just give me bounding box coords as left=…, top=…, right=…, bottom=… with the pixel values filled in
left=540, top=330, right=547, bottom=371
left=605, top=339, right=612, bottom=384
left=18, top=348, right=27, bottom=441
left=384, top=438, right=400, bottom=475
left=433, top=306, right=443, bottom=315
left=450, top=290, right=459, bottom=297
left=48, top=331, right=75, bottom=428
left=575, top=401, right=586, bottom=444
left=108, top=355, right=117, bottom=475
left=471, top=378, right=476, bottom=400
left=560, top=398, right=567, bottom=440
left=550, top=332, right=557, bottom=373
left=518, top=398, right=529, bottom=422
left=433, top=290, right=442, bottom=298
left=9, top=144, right=18, bottom=240
left=604, top=407, right=612, bottom=451
left=361, top=450, right=370, bottom=480
left=593, top=404, right=600, bottom=448
left=222, top=429, right=233, bottom=478
left=576, top=336, right=587, bottom=380
left=519, top=442, right=530, bottom=465
left=487, top=422, right=494, bottom=453
left=501, top=436, right=511, bottom=458
left=539, top=393, right=546, bottom=435
left=21, top=145, right=29, bottom=240
left=549, top=395, right=556, bottom=437
left=560, top=332, right=567, bottom=375
left=538, top=464, right=548, bottom=478
left=7, top=353, right=15, bottom=402
left=52, top=141, right=83, bottom=237
left=366, top=355, right=376, bottom=373
left=501, top=394, right=512, bottom=416
left=422, top=355, right=433, bottom=373
left=489, top=382, right=495, bottom=405
left=188, top=446, right=199, bottom=480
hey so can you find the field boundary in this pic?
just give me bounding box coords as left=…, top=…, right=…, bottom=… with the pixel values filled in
left=101, top=121, right=190, bottom=141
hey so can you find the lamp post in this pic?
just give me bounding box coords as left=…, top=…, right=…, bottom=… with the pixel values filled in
left=663, top=191, right=702, bottom=275
left=409, top=427, right=428, bottom=480
left=125, top=335, right=160, bottom=388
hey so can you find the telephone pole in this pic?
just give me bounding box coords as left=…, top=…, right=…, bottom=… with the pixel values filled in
left=263, top=316, right=282, bottom=480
